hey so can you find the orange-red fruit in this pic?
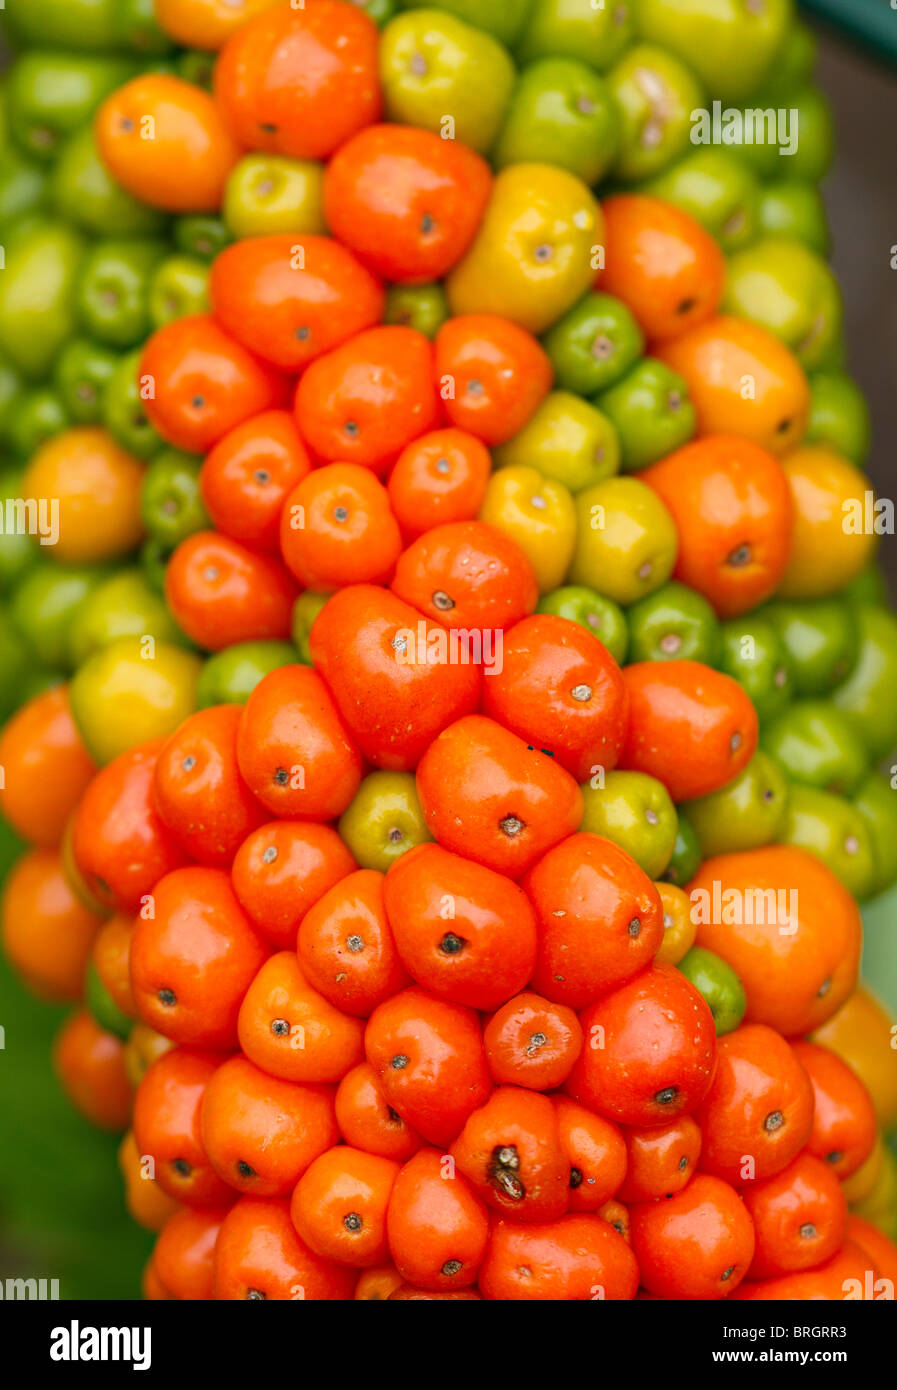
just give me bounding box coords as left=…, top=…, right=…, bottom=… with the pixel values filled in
left=1, top=849, right=101, bottom=1002
left=481, top=613, right=628, bottom=781
left=235, top=664, right=362, bottom=820
left=132, top=1046, right=235, bottom=1207
left=618, top=660, right=758, bottom=802
left=554, top=1097, right=627, bottom=1213
left=566, top=963, right=717, bottom=1127
left=200, top=410, right=312, bottom=555
left=153, top=1206, right=228, bottom=1300
left=689, top=847, right=862, bottom=1036
left=293, top=325, right=438, bottom=473
left=433, top=315, right=554, bottom=446
left=790, top=1040, right=877, bottom=1181
left=72, top=739, right=188, bottom=914
left=641, top=436, right=794, bottom=618
left=599, top=194, right=726, bottom=343
left=129, top=866, right=270, bottom=1050
left=383, top=843, right=538, bottom=1010
left=479, top=1214, right=638, bottom=1301
left=0, top=686, right=95, bottom=848
left=279, top=463, right=402, bottom=593
left=415, top=715, right=584, bottom=879
left=164, top=531, right=297, bottom=651
left=617, top=1116, right=702, bottom=1204
left=153, top=705, right=266, bottom=866
left=390, top=520, right=539, bottom=636
left=213, top=1196, right=357, bottom=1300
left=231, top=820, right=356, bottom=950
left=364, top=987, right=491, bottom=1147
left=201, top=1054, right=338, bottom=1196
left=210, top=235, right=384, bottom=373
left=140, top=315, right=289, bottom=455
left=385, top=1147, right=489, bottom=1291
left=290, top=1146, right=400, bottom=1268
left=53, top=1010, right=132, bottom=1131
left=323, top=124, right=491, bottom=284
left=741, top=1152, right=847, bottom=1280
left=696, top=1024, right=815, bottom=1186
left=309, top=585, right=482, bottom=772
left=237, top=951, right=365, bottom=1084
left=96, top=74, right=240, bottom=214
left=630, top=1174, right=755, bottom=1300
left=387, top=428, right=492, bottom=541
left=730, top=1239, right=881, bottom=1302
left=450, top=1087, right=570, bottom=1224
left=485, top=994, right=584, bottom=1092
left=297, top=870, right=411, bottom=1018
left=524, top=832, right=664, bottom=1009
left=213, top=0, right=380, bottom=161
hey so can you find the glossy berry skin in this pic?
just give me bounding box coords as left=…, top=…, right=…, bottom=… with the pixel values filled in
left=690, top=846, right=862, bottom=1037
left=200, top=410, right=311, bottom=555
left=298, top=869, right=411, bottom=1020
left=235, top=664, right=363, bottom=821
left=478, top=1214, right=639, bottom=1301
left=741, top=1152, right=847, bottom=1280
left=619, top=660, right=758, bottom=802
left=231, top=820, right=356, bottom=951
left=290, top=1145, right=400, bottom=1269
left=696, top=1024, right=815, bottom=1187
left=791, top=1040, right=877, bottom=1181
left=364, top=986, right=491, bottom=1148
left=335, top=1062, right=422, bottom=1164
left=386, top=428, right=492, bottom=541
left=524, top=832, right=664, bottom=1010
left=482, top=614, right=629, bottom=782
left=416, top=715, right=584, bottom=879
left=279, top=464, right=402, bottom=594
left=599, top=195, right=726, bottom=343
left=73, top=739, right=188, bottom=914
left=323, top=124, right=492, bottom=284
left=485, top=994, right=584, bottom=1092
left=565, top=963, right=717, bottom=1128
left=617, top=1115, right=703, bottom=1204
left=630, top=1174, right=756, bottom=1301
left=383, top=843, right=538, bottom=1011
left=210, top=235, right=384, bottom=373
left=642, top=435, right=794, bottom=619
left=390, top=520, right=539, bottom=636
left=132, top=1047, right=236, bottom=1208
left=140, top=315, right=289, bottom=455
left=213, top=1, right=381, bottom=162
left=213, top=1196, right=357, bottom=1301
left=129, top=866, right=270, bottom=1051
left=309, top=586, right=482, bottom=772
left=153, top=705, right=266, bottom=867
left=200, top=1053, right=339, bottom=1197
left=385, top=1147, right=489, bottom=1292
left=293, top=326, right=438, bottom=474
left=450, top=1087, right=570, bottom=1224
left=237, top=951, right=365, bottom=1085
left=553, top=1097, right=627, bottom=1214
left=153, top=1206, right=228, bottom=1302
left=165, top=532, right=298, bottom=652
left=433, top=314, right=553, bottom=447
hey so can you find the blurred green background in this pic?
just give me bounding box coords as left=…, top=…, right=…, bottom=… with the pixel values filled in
left=0, top=816, right=152, bottom=1300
